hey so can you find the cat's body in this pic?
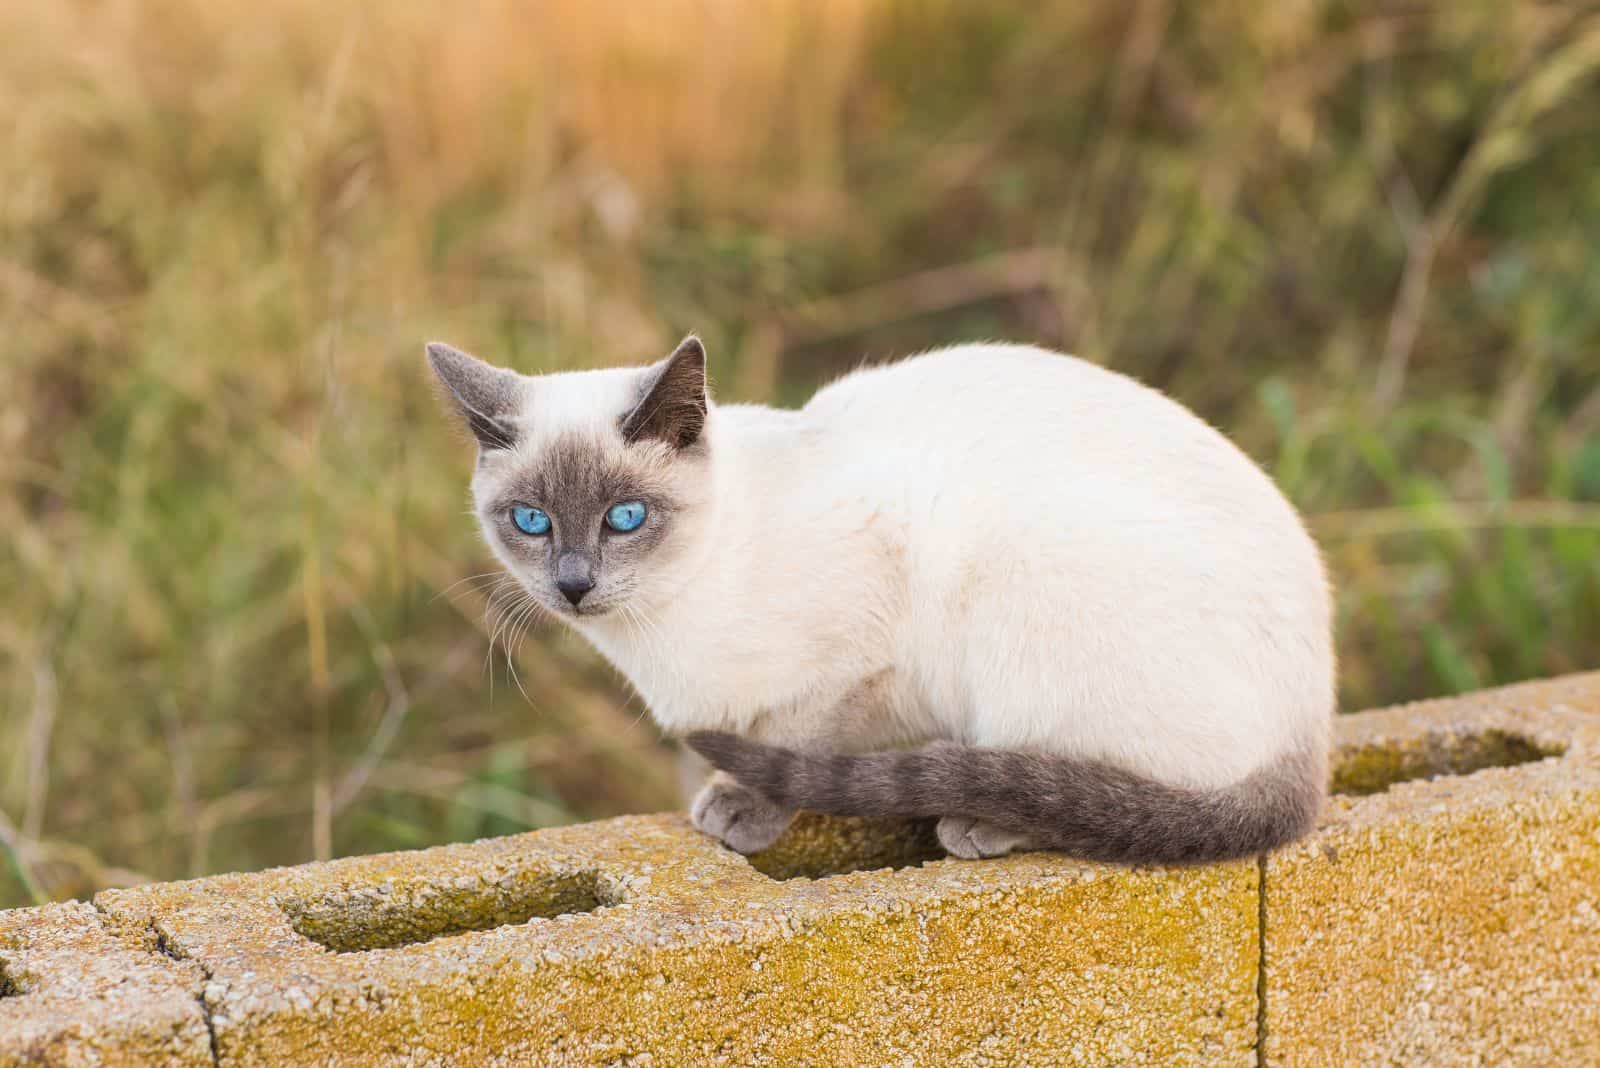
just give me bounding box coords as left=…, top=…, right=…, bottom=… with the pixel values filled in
left=429, top=339, right=1333, bottom=862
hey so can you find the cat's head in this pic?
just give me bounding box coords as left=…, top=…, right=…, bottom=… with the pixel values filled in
left=427, top=336, right=714, bottom=621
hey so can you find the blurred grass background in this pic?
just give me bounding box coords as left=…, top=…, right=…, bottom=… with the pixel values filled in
left=3, top=0, right=1600, bottom=907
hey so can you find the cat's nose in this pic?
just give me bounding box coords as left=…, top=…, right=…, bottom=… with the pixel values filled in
left=557, top=577, right=594, bottom=606
left=554, top=551, right=597, bottom=606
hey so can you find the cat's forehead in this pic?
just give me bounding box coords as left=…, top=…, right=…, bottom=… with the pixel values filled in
left=518, top=365, right=644, bottom=436
left=473, top=365, right=675, bottom=507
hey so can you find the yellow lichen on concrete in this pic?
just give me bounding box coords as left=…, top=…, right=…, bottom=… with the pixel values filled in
left=92, top=815, right=1259, bottom=1066
left=1267, top=672, right=1600, bottom=1067
left=0, top=900, right=212, bottom=1067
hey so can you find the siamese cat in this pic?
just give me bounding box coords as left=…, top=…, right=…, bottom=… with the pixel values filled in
left=428, top=337, right=1332, bottom=862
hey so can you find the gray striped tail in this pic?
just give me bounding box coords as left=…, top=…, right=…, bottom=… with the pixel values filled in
left=684, top=732, right=1323, bottom=864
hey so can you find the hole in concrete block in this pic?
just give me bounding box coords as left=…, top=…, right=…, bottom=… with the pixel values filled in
left=745, top=814, right=945, bottom=881
left=283, top=868, right=621, bottom=953
left=0, top=958, right=19, bottom=998
left=1332, top=728, right=1564, bottom=797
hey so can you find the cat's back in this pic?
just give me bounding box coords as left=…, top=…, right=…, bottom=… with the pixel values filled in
left=805, top=343, right=1205, bottom=446
left=802, top=343, right=1273, bottom=511
left=803, top=342, right=1094, bottom=421
left=795, top=342, right=1324, bottom=629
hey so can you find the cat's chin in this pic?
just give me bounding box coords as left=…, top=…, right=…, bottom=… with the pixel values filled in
left=561, top=601, right=615, bottom=621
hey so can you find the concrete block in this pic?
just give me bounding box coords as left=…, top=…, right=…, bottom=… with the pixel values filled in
left=1267, top=672, right=1600, bottom=1066
left=94, top=813, right=1259, bottom=1066
left=13, top=672, right=1600, bottom=1065
left=0, top=899, right=212, bottom=1067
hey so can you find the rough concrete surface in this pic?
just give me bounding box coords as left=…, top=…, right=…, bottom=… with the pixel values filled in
left=1, top=672, right=1597, bottom=1066
left=0, top=900, right=212, bottom=1066
left=1267, top=672, right=1600, bottom=1067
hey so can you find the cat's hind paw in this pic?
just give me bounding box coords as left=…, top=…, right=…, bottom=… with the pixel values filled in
left=936, top=816, right=1032, bottom=859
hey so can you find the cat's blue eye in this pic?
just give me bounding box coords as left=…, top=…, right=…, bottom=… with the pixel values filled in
left=511, top=505, right=551, bottom=536
left=605, top=500, right=647, bottom=532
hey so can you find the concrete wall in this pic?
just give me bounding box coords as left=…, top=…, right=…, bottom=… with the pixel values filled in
left=3, top=673, right=1597, bottom=1067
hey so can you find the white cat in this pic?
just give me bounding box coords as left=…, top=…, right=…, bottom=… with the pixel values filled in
left=428, top=337, right=1333, bottom=861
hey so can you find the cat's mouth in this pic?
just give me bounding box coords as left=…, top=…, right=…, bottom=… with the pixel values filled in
left=561, top=599, right=610, bottom=619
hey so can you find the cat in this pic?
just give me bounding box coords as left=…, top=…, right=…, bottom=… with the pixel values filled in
left=428, top=336, right=1333, bottom=862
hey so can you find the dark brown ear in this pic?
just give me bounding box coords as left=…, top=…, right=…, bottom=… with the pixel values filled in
left=425, top=342, right=524, bottom=451
left=620, top=336, right=708, bottom=449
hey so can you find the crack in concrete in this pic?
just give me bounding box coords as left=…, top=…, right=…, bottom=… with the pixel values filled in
left=92, top=901, right=221, bottom=1068
left=1255, top=853, right=1269, bottom=1068
left=150, top=923, right=221, bottom=1068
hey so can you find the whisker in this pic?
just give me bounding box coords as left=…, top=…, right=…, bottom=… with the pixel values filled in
left=504, top=600, right=546, bottom=709
left=431, top=570, right=510, bottom=606
left=482, top=582, right=530, bottom=699
left=616, top=597, right=676, bottom=734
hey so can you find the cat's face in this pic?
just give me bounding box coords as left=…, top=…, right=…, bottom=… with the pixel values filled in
left=428, top=337, right=713, bottom=622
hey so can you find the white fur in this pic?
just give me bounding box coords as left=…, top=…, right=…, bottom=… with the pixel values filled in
left=482, top=344, right=1333, bottom=792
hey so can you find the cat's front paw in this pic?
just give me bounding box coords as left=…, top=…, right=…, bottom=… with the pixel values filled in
left=936, top=816, right=1032, bottom=859
left=690, top=771, right=796, bottom=854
